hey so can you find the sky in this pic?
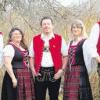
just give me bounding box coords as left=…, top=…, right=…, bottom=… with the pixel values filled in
left=56, top=0, right=88, bottom=6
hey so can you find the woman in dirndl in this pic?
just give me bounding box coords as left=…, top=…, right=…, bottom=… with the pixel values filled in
left=63, top=20, right=93, bottom=100
left=1, top=27, right=35, bottom=100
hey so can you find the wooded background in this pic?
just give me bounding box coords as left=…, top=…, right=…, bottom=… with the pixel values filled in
left=0, top=0, right=100, bottom=44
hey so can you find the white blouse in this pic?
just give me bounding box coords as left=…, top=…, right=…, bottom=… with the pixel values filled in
left=83, top=23, right=99, bottom=73
left=3, top=45, right=15, bottom=59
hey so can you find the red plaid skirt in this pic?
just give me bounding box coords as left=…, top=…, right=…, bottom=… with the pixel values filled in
left=14, top=68, right=35, bottom=100
left=63, top=65, right=80, bottom=100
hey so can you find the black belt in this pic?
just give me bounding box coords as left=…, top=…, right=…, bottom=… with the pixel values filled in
left=35, top=67, right=56, bottom=82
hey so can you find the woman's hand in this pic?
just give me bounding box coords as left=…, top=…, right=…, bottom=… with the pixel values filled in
left=32, top=69, right=41, bottom=78
left=12, top=78, right=17, bottom=88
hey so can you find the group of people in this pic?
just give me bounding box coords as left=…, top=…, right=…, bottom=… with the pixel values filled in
left=0, top=16, right=100, bottom=100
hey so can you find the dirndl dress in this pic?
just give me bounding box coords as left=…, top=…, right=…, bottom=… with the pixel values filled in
left=63, top=40, right=93, bottom=100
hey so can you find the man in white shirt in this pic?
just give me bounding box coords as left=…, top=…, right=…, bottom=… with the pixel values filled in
left=29, top=16, right=67, bottom=100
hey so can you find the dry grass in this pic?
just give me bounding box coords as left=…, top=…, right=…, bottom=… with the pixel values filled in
left=89, top=71, right=100, bottom=100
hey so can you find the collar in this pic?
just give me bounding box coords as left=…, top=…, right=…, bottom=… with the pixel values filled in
left=41, top=33, right=55, bottom=40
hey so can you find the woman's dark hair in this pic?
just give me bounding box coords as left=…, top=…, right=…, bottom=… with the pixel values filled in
left=40, top=16, right=53, bottom=26
left=8, top=27, right=28, bottom=50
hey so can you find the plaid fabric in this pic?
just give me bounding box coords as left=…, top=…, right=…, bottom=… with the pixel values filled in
left=63, top=42, right=93, bottom=100
left=63, top=65, right=80, bottom=100
left=14, top=68, right=35, bottom=100
left=63, top=45, right=80, bottom=100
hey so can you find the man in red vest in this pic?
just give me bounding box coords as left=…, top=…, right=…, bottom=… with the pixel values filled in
left=29, top=16, right=67, bottom=100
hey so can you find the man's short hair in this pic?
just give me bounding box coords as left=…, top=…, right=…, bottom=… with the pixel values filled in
left=40, top=16, right=53, bottom=26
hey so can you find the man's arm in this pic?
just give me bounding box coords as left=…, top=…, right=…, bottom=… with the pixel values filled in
left=54, top=37, right=68, bottom=79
